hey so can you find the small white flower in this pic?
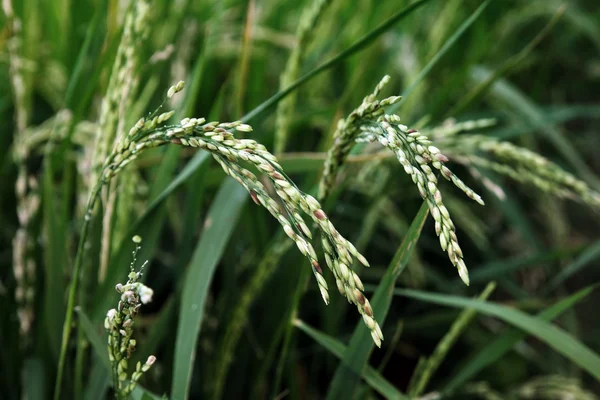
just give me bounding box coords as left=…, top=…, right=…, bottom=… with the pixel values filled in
left=107, top=308, right=117, bottom=321
left=137, top=284, right=154, bottom=304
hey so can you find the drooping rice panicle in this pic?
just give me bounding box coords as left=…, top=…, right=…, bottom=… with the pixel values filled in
left=439, top=133, right=600, bottom=208
left=321, top=75, right=484, bottom=285
left=5, top=0, right=37, bottom=340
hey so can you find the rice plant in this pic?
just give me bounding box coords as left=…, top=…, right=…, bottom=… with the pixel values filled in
left=2, top=0, right=600, bottom=399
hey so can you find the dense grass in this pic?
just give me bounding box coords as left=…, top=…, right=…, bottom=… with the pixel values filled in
left=1, top=0, right=600, bottom=399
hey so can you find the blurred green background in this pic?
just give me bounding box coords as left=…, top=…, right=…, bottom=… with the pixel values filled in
left=1, top=0, right=600, bottom=399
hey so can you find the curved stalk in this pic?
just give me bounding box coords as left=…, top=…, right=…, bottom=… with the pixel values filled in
left=54, top=177, right=105, bottom=400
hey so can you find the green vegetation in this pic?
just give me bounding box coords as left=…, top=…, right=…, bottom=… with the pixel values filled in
left=1, top=0, right=599, bottom=399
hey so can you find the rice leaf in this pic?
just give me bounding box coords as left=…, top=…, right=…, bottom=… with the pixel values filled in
left=170, top=180, right=248, bottom=400
left=394, top=286, right=600, bottom=380
left=295, top=319, right=407, bottom=400
left=444, top=284, right=597, bottom=391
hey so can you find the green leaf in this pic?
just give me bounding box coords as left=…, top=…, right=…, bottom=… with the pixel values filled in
left=76, top=307, right=109, bottom=370
left=326, top=202, right=429, bottom=399
left=389, top=0, right=491, bottom=111
left=41, top=161, right=67, bottom=358
left=408, top=282, right=496, bottom=396
left=134, top=299, right=176, bottom=368
left=295, top=319, right=407, bottom=400
left=83, top=362, right=110, bottom=400
left=171, top=180, right=248, bottom=400
left=444, top=284, right=597, bottom=391
left=21, top=359, right=45, bottom=400
left=241, top=0, right=433, bottom=123
left=545, top=240, right=600, bottom=293
left=394, top=286, right=600, bottom=381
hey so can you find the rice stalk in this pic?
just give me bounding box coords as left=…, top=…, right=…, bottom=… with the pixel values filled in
left=90, top=0, right=151, bottom=282
left=274, top=0, right=333, bottom=154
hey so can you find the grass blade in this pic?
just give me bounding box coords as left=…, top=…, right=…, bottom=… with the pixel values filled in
left=241, top=0, right=432, bottom=123
left=408, top=282, right=496, bottom=396
left=41, top=160, right=67, bottom=358
left=394, top=286, right=600, bottom=381
left=326, top=202, right=429, bottom=399
left=545, top=240, right=600, bottom=293
left=390, top=0, right=491, bottom=111
left=22, top=359, right=45, bottom=400
left=75, top=307, right=109, bottom=370
left=295, top=319, right=407, bottom=400
left=444, top=284, right=597, bottom=391
left=171, top=180, right=248, bottom=400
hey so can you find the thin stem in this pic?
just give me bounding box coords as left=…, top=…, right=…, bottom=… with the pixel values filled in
left=54, top=178, right=105, bottom=400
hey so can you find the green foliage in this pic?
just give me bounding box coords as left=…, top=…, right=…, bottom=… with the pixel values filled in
left=2, top=0, right=600, bottom=399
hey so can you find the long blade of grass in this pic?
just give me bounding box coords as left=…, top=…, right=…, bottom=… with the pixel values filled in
left=241, top=0, right=432, bottom=123
left=389, top=0, right=491, bottom=111
left=444, top=284, right=597, bottom=391
left=393, top=287, right=600, bottom=380
left=326, top=202, right=429, bottom=399
left=22, top=359, right=45, bottom=400
left=407, top=282, right=496, bottom=396
left=84, top=361, right=110, bottom=400
left=447, top=4, right=565, bottom=116
left=171, top=180, right=248, bottom=400
left=545, top=239, right=600, bottom=293
left=41, top=160, right=67, bottom=359
left=211, top=235, right=291, bottom=400
left=133, top=299, right=176, bottom=368
left=295, top=319, right=407, bottom=400
left=75, top=307, right=109, bottom=370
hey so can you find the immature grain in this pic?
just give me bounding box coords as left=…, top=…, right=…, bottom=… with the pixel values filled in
left=440, top=133, right=600, bottom=208
left=105, top=237, right=156, bottom=399
left=5, top=0, right=38, bottom=338
left=322, top=76, right=484, bottom=285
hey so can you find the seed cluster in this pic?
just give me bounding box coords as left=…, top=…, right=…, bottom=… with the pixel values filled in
left=99, top=82, right=383, bottom=346
left=104, top=237, right=156, bottom=398
left=358, top=116, right=484, bottom=285
left=441, top=133, right=600, bottom=208
left=320, top=75, right=401, bottom=200
left=322, top=76, right=484, bottom=286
